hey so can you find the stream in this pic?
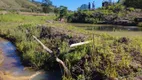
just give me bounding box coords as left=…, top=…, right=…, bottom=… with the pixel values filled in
left=0, top=39, right=62, bottom=80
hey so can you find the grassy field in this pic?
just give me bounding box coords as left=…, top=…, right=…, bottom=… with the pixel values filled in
left=0, top=13, right=142, bottom=80
left=0, top=0, right=39, bottom=11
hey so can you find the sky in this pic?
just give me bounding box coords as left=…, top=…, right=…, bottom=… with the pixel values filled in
left=36, top=0, right=118, bottom=11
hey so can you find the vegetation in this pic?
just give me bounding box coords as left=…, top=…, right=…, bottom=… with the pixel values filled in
left=124, top=0, right=142, bottom=9
left=0, top=0, right=40, bottom=12
left=0, top=0, right=55, bottom=13
left=0, top=13, right=142, bottom=80
left=0, top=0, right=142, bottom=80
left=67, top=4, right=126, bottom=24
left=67, top=2, right=142, bottom=27
left=41, top=0, right=54, bottom=13
left=58, top=6, right=68, bottom=20
left=138, top=22, right=142, bottom=27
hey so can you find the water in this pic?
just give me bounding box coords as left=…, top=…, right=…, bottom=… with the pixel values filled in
left=85, top=25, right=142, bottom=31
left=70, top=23, right=142, bottom=31
left=0, top=39, right=62, bottom=80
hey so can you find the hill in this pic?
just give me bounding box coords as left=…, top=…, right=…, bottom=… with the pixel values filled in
left=0, top=0, right=41, bottom=11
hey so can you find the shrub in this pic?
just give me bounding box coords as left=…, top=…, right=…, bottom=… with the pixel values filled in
left=138, top=22, right=142, bottom=27
left=127, top=7, right=135, bottom=11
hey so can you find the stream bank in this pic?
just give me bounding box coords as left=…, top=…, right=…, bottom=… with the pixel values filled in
left=0, top=23, right=142, bottom=80
left=0, top=38, right=62, bottom=80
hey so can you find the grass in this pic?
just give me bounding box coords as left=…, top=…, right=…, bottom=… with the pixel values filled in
left=92, top=31, right=142, bottom=37
left=0, top=13, right=142, bottom=80
left=0, top=0, right=39, bottom=11
left=0, top=13, right=55, bottom=23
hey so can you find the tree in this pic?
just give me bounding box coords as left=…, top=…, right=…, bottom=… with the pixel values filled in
left=54, top=7, right=59, bottom=16
left=118, top=0, right=125, bottom=4
left=88, top=2, right=91, bottom=10
left=31, top=0, right=34, bottom=2
left=92, top=1, right=95, bottom=10
left=124, top=0, right=142, bottom=9
left=42, top=0, right=52, bottom=5
left=79, top=4, right=89, bottom=10
left=41, top=3, right=51, bottom=13
left=41, top=0, right=53, bottom=13
left=59, top=6, right=68, bottom=20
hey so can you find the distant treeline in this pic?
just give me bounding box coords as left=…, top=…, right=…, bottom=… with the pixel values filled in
left=121, top=0, right=142, bottom=9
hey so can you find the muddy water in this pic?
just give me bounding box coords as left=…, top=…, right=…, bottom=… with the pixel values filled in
left=0, top=39, right=62, bottom=80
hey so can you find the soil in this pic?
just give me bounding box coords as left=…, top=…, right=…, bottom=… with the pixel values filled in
left=39, top=26, right=88, bottom=44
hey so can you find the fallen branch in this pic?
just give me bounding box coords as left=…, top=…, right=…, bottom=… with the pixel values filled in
left=33, top=36, right=53, bottom=54
left=29, top=72, right=42, bottom=80
left=56, top=58, right=71, bottom=76
left=70, top=41, right=92, bottom=48
left=33, top=35, right=71, bottom=76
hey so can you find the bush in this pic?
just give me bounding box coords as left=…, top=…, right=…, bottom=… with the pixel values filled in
left=138, top=22, right=142, bottom=27
left=127, top=7, right=135, bottom=11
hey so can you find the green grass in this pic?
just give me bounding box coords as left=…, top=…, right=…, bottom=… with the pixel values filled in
left=0, top=13, right=142, bottom=80
left=0, top=0, right=39, bottom=11
left=0, top=13, right=55, bottom=23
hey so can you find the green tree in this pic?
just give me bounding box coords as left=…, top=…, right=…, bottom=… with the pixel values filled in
left=124, top=0, right=142, bottom=9
left=118, top=0, right=125, bottom=4
left=41, top=3, right=52, bottom=13
left=79, top=4, right=88, bottom=10
left=41, top=0, right=53, bottom=13
left=59, top=6, right=68, bottom=20
left=88, top=2, right=91, bottom=10
left=54, top=7, right=59, bottom=16
left=42, top=0, right=52, bottom=5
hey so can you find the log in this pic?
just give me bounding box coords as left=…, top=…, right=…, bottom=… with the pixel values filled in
left=33, top=36, right=53, bottom=54
left=70, top=41, right=92, bottom=48
left=29, top=72, right=42, bottom=80
left=33, top=36, right=71, bottom=76
left=56, top=58, right=71, bottom=76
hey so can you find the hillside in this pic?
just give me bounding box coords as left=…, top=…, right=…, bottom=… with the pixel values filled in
left=0, top=0, right=41, bottom=11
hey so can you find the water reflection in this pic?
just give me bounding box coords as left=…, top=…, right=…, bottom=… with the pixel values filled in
left=71, top=23, right=142, bottom=31
left=0, top=40, right=62, bottom=80
left=84, top=26, right=142, bottom=31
